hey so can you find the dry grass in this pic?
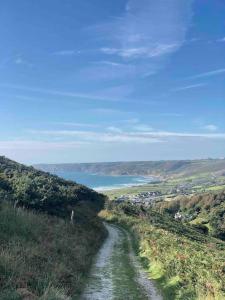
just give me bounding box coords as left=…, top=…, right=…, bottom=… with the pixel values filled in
left=0, top=203, right=106, bottom=300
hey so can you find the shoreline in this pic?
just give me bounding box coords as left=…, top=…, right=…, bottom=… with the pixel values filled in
left=52, top=171, right=162, bottom=192
left=94, top=182, right=150, bottom=192
left=94, top=175, right=162, bottom=192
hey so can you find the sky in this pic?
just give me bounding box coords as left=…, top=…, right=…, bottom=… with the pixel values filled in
left=0, top=0, right=225, bottom=164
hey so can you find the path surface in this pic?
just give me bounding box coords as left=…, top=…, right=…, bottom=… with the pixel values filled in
left=81, top=223, right=162, bottom=300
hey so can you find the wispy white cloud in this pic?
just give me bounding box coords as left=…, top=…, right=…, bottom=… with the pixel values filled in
left=89, top=108, right=125, bottom=114
left=120, top=118, right=140, bottom=124
left=107, top=126, right=123, bottom=133
left=0, top=83, right=132, bottom=103
left=0, top=55, right=32, bottom=69
left=28, top=128, right=225, bottom=147
left=56, top=122, right=100, bottom=128
left=14, top=56, right=33, bottom=67
left=202, top=124, right=218, bottom=132
left=0, top=140, right=88, bottom=150
left=172, top=83, right=206, bottom=92
left=2, top=127, right=225, bottom=156
left=157, top=113, right=183, bottom=117
left=53, top=50, right=80, bottom=56
left=86, top=84, right=134, bottom=100
left=132, top=124, right=153, bottom=132
left=100, top=44, right=178, bottom=59
left=3, top=125, right=225, bottom=154
left=217, top=37, right=225, bottom=42
left=117, top=118, right=140, bottom=124
left=92, top=61, right=124, bottom=67
left=141, top=131, right=225, bottom=139
left=15, top=57, right=24, bottom=64
left=85, top=0, right=193, bottom=78
left=188, top=68, right=225, bottom=79
left=3, top=83, right=156, bottom=106
left=97, top=0, right=192, bottom=60
left=28, top=129, right=162, bottom=144
left=79, top=61, right=136, bottom=80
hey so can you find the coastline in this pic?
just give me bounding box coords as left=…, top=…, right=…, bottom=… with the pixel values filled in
left=94, top=181, right=151, bottom=192
left=51, top=170, right=160, bottom=192
left=94, top=175, right=162, bottom=192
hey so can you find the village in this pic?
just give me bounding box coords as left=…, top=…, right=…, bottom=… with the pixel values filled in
left=114, top=191, right=162, bottom=206
left=113, top=174, right=225, bottom=207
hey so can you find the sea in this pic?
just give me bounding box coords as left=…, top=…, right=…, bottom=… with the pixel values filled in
left=53, top=171, right=152, bottom=191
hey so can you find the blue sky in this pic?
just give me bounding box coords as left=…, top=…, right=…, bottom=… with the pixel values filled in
left=0, top=0, right=225, bottom=163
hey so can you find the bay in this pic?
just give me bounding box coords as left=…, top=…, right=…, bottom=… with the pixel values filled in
left=53, top=171, right=152, bottom=191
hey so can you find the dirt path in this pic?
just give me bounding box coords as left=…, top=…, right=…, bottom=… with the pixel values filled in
left=81, top=223, right=162, bottom=300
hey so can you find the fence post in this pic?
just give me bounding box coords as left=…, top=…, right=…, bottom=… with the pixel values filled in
left=71, top=210, right=74, bottom=224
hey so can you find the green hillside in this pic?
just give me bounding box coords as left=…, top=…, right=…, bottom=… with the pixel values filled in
left=102, top=202, right=225, bottom=300
left=0, top=156, right=106, bottom=299
left=154, top=190, right=225, bottom=240
left=0, top=156, right=105, bottom=216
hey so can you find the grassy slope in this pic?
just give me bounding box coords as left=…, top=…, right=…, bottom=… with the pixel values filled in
left=0, top=156, right=107, bottom=299
left=101, top=204, right=225, bottom=300
left=0, top=203, right=106, bottom=300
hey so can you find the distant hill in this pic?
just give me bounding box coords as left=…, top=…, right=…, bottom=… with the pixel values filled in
left=35, top=158, right=225, bottom=178
left=0, top=156, right=105, bottom=217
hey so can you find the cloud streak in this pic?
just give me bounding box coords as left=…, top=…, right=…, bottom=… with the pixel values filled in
left=188, top=68, right=225, bottom=79
left=53, top=50, right=80, bottom=56
left=56, top=122, right=100, bottom=128
left=202, top=124, right=218, bottom=132
left=0, top=83, right=133, bottom=103
left=172, top=83, right=206, bottom=92
left=0, top=140, right=88, bottom=150
left=100, top=44, right=178, bottom=59
left=28, top=128, right=225, bottom=146
left=217, top=37, right=225, bottom=42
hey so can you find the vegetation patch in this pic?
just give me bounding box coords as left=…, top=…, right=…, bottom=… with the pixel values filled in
left=0, top=202, right=106, bottom=299
left=0, top=156, right=107, bottom=299
left=154, top=190, right=225, bottom=240
left=100, top=204, right=225, bottom=300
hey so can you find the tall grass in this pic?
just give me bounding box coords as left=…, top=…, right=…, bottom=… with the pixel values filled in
left=0, top=202, right=106, bottom=299
left=100, top=208, right=225, bottom=300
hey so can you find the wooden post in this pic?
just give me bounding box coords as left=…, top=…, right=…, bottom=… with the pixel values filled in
left=14, top=200, right=19, bottom=209
left=71, top=210, right=74, bottom=224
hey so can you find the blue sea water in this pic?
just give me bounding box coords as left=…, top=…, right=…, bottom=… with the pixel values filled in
left=54, top=171, right=152, bottom=191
